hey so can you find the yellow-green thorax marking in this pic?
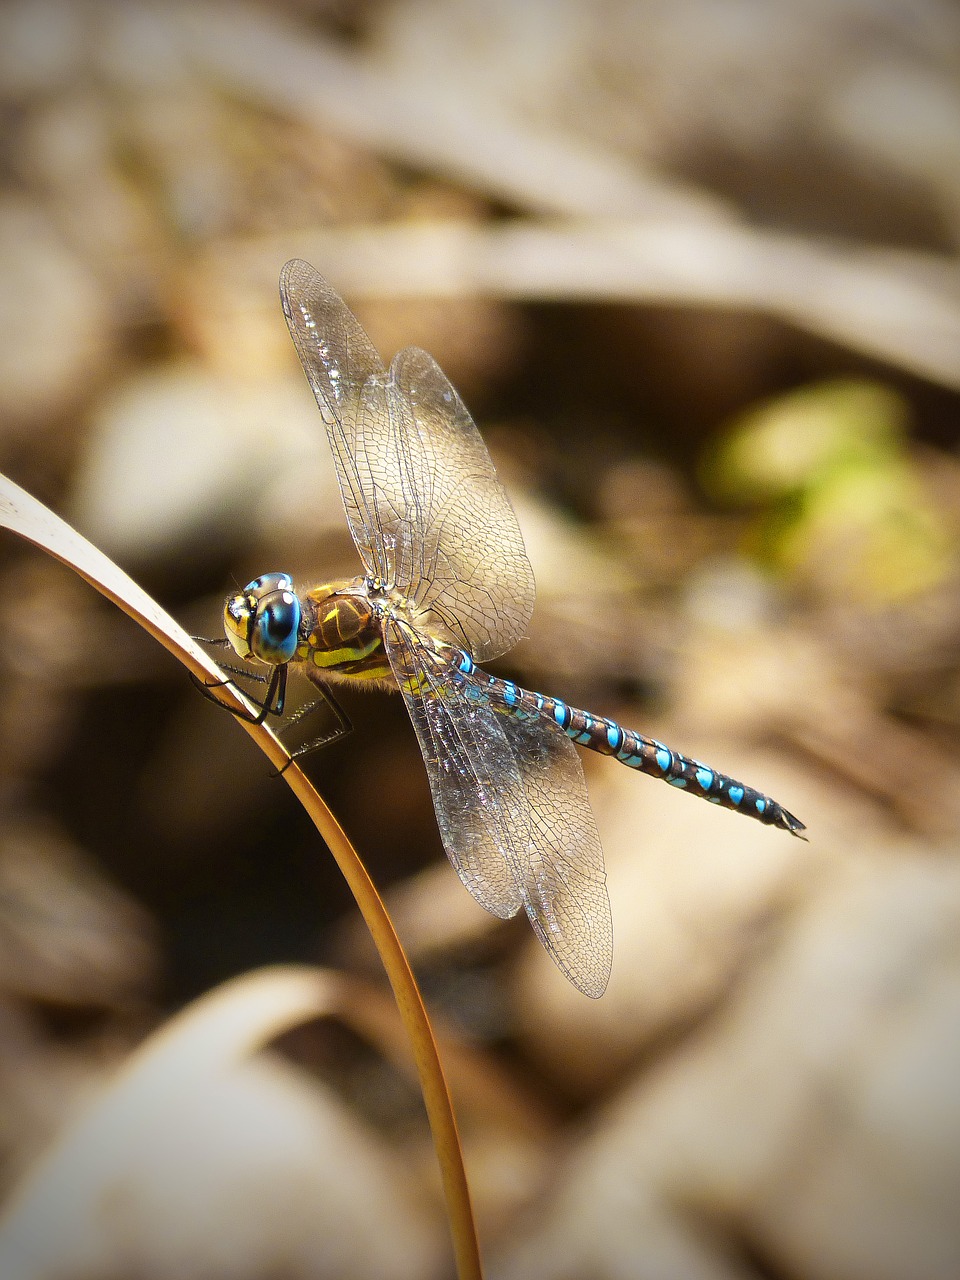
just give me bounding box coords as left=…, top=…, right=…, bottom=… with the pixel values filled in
left=296, top=578, right=393, bottom=683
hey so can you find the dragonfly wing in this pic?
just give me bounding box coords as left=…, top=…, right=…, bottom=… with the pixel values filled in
left=386, top=345, right=535, bottom=661
left=385, top=620, right=526, bottom=918
left=497, top=711, right=612, bottom=998
left=280, top=259, right=392, bottom=580
left=280, top=260, right=535, bottom=661
left=386, top=622, right=612, bottom=997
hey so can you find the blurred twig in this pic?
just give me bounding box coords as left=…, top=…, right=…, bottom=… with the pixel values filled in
left=211, top=220, right=960, bottom=391
left=173, top=1, right=960, bottom=389
left=178, top=1, right=727, bottom=222
left=0, top=967, right=350, bottom=1257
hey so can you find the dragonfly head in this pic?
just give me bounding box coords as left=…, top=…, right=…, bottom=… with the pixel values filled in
left=224, top=573, right=301, bottom=666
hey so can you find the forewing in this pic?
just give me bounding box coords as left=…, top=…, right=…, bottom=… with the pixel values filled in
left=386, top=622, right=612, bottom=997
left=280, top=259, right=393, bottom=580
left=386, top=346, right=535, bottom=661
left=280, top=261, right=534, bottom=661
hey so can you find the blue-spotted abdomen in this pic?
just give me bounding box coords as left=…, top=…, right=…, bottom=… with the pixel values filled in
left=461, top=653, right=806, bottom=839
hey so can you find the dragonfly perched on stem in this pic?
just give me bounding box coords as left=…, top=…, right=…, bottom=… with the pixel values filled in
left=216, top=260, right=805, bottom=998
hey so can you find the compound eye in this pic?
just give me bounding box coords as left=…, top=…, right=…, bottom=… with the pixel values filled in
left=249, top=589, right=301, bottom=664
left=244, top=572, right=294, bottom=597
left=224, top=573, right=300, bottom=663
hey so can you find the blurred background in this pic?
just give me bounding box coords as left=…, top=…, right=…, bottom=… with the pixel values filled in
left=1, top=1, right=960, bottom=1277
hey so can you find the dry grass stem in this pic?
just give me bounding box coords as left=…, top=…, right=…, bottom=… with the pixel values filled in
left=0, top=474, right=483, bottom=1280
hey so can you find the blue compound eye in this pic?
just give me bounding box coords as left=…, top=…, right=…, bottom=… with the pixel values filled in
left=225, top=573, right=300, bottom=663
left=250, top=588, right=301, bottom=664
left=244, top=572, right=294, bottom=597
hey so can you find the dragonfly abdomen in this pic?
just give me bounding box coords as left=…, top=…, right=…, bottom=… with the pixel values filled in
left=452, top=649, right=805, bottom=839
left=609, top=725, right=805, bottom=836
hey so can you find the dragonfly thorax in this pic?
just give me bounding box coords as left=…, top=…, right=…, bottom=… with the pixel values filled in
left=295, top=576, right=395, bottom=683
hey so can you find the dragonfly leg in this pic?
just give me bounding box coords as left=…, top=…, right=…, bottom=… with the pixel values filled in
left=271, top=686, right=353, bottom=775
left=190, top=663, right=287, bottom=725
left=280, top=686, right=353, bottom=754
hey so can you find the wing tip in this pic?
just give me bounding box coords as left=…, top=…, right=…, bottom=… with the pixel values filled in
left=279, top=258, right=323, bottom=305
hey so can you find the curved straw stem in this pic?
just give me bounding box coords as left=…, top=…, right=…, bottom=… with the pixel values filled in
left=0, top=475, right=483, bottom=1280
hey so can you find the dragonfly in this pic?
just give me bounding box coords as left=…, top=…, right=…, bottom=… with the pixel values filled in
left=219, top=260, right=805, bottom=998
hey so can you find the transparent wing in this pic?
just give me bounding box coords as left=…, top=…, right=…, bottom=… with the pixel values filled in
left=280, top=259, right=388, bottom=575
left=385, top=620, right=526, bottom=920
left=384, top=346, right=535, bottom=660
left=498, top=708, right=613, bottom=998
left=280, top=260, right=535, bottom=661
left=385, top=621, right=612, bottom=997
